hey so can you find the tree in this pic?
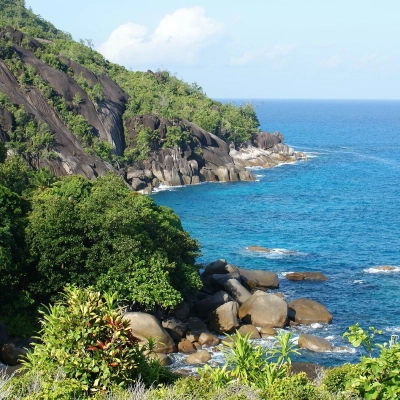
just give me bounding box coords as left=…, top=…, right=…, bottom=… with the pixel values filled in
left=26, top=173, right=201, bottom=309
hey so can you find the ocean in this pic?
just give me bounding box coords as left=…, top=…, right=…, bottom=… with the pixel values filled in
left=151, top=99, right=400, bottom=367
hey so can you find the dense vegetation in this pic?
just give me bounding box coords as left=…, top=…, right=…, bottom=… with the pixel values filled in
left=2, top=314, right=400, bottom=399
left=3, top=2, right=399, bottom=399
left=0, top=153, right=201, bottom=335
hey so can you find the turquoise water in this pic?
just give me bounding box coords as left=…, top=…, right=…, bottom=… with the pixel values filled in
left=152, top=100, right=400, bottom=366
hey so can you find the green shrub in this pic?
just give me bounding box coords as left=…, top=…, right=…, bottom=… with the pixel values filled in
left=322, top=363, right=360, bottom=394
left=199, top=331, right=299, bottom=391
left=22, top=286, right=162, bottom=396
left=26, top=173, right=201, bottom=309
left=261, top=372, right=323, bottom=400
left=345, top=344, right=400, bottom=400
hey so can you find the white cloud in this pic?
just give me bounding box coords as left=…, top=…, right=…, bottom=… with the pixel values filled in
left=228, top=45, right=296, bottom=67
left=318, top=54, right=343, bottom=69
left=98, top=7, right=224, bottom=67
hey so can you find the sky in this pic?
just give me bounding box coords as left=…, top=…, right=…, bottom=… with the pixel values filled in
left=25, top=0, right=400, bottom=99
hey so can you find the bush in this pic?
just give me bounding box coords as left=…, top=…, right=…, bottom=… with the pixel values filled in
left=22, top=286, right=162, bottom=396
left=322, top=363, right=360, bottom=394
left=261, top=372, right=323, bottom=400
left=26, top=173, right=201, bottom=309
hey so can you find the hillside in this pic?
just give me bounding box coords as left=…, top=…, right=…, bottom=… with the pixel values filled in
left=0, top=0, right=302, bottom=191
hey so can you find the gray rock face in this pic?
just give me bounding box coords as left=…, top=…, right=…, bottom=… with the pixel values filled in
left=288, top=298, right=333, bottom=324
left=239, top=291, right=288, bottom=328
left=298, top=333, right=332, bottom=352
left=208, top=301, right=240, bottom=334
left=253, top=132, right=282, bottom=150
left=124, top=312, right=175, bottom=353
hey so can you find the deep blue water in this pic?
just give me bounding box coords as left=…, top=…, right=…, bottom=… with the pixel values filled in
left=152, top=100, right=400, bottom=366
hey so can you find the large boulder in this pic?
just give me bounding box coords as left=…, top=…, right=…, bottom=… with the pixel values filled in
left=124, top=312, right=175, bottom=353
left=288, top=298, right=333, bottom=324
left=185, top=350, right=211, bottom=365
left=208, top=302, right=240, bottom=334
left=224, top=279, right=252, bottom=305
left=238, top=268, right=279, bottom=289
left=239, top=291, right=288, bottom=328
left=298, top=334, right=332, bottom=352
left=194, top=291, right=234, bottom=320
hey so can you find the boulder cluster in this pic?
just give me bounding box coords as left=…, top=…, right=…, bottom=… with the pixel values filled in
left=120, top=259, right=334, bottom=366
left=0, top=259, right=336, bottom=372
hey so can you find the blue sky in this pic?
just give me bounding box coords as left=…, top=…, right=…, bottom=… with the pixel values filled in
left=25, top=1, right=400, bottom=99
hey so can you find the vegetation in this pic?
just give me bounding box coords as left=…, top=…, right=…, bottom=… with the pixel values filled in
left=0, top=153, right=201, bottom=335
left=19, top=286, right=166, bottom=397
left=0, top=0, right=260, bottom=172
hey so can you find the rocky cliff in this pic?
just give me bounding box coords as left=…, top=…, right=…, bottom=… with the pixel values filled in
left=0, top=26, right=305, bottom=192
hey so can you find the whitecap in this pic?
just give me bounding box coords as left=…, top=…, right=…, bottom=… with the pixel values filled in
left=353, top=280, right=364, bottom=284
left=364, top=266, right=400, bottom=274
left=311, top=323, right=323, bottom=329
left=246, top=248, right=307, bottom=259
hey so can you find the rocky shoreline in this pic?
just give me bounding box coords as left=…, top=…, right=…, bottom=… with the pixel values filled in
left=125, top=120, right=307, bottom=193
left=0, top=255, right=334, bottom=374
left=1, top=259, right=396, bottom=375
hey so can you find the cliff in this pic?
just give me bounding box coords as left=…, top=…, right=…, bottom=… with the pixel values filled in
left=0, top=24, right=305, bottom=192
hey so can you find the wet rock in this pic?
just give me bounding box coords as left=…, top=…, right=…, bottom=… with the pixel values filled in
left=185, top=350, right=211, bottom=364
left=298, top=333, right=332, bottom=352
left=162, top=318, right=188, bottom=342
left=247, top=246, right=272, bottom=252
left=260, top=327, right=277, bottom=338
